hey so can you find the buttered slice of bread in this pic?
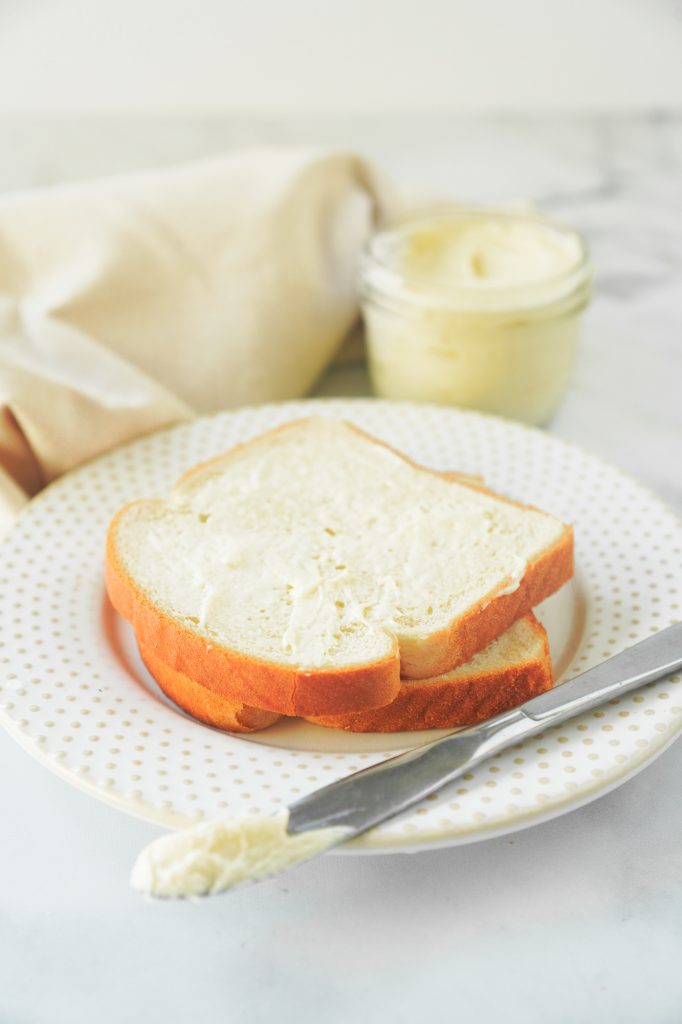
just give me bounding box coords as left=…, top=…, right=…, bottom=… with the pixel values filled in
left=307, top=613, right=552, bottom=732
left=106, top=418, right=572, bottom=717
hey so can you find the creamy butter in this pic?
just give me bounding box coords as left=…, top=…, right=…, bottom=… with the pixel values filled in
left=131, top=810, right=346, bottom=898
left=494, top=555, right=527, bottom=597
left=360, top=210, right=592, bottom=425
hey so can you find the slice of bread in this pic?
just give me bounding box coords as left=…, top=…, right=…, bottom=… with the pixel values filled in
left=106, top=418, right=572, bottom=717
left=307, top=613, right=552, bottom=732
left=137, top=613, right=550, bottom=734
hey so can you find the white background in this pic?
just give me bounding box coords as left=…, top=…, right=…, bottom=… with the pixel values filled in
left=1, top=0, right=682, bottom=113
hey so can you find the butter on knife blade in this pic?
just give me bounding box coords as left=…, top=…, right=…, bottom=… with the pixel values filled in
left=131, top=810, right=347, bottom=898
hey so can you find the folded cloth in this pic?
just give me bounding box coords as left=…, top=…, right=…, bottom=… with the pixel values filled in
left=0, top=147, right=397, bottom=535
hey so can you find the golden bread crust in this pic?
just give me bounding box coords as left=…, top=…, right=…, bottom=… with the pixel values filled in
left=135, top=613, right=551, bottom=734
left=307, top=614, right=553, bottom=732
left=138, top=642, right=281, bottom=732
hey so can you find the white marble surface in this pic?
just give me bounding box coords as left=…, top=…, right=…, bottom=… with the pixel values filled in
left=1, top=115, right=681, bottom=1023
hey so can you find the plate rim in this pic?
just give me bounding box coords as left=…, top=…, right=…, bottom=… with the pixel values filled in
left=1, top=678, right=679, bottom=852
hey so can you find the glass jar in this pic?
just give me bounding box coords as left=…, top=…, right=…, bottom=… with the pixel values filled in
left=359, top=209, right=592, bottom=425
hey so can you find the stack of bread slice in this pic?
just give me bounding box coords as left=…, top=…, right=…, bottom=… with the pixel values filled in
left=106, top=418, right=572, bottom=733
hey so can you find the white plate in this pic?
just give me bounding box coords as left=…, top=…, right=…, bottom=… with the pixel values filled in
left=0, top=399, right=680, bottom=851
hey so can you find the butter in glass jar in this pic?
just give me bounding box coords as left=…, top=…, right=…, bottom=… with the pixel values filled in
left=359, top=210, right=592, bottom=425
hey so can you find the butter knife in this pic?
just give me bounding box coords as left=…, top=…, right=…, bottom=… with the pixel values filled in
left=133, top=622, right=682, bottom=897
left=287, top=621, right=682, bottom=841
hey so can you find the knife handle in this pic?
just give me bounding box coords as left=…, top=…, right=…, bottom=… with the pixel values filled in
left=458, top=619, right=682, bottom=771
left=520, top=619, right=682, bottom=726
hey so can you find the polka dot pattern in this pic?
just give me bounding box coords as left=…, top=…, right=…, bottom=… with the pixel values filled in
left=0, top=400, right=680, bottom=850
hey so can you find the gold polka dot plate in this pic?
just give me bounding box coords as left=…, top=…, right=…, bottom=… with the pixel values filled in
left=0, top=399, right=680, bottom=852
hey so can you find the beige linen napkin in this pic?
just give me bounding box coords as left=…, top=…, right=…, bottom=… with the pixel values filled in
left=0, top=147, right=396, bottom=536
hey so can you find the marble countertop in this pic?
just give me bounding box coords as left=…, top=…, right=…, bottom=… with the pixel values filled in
left=1, top=113, right=681, bottom=1024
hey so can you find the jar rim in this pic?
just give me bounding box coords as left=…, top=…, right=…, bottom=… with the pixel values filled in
left=360, top=207, right=593, bottom=313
